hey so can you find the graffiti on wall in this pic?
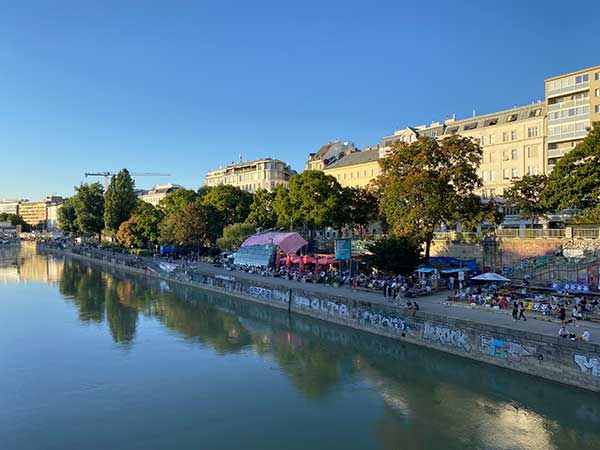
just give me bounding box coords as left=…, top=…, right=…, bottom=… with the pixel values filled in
left=422, top=322, right=471, bottom=352
left=248, top=286, right=272, bottom=300
left=574, top=354, right=600, bottom=377
left=294, top=295, right=349, bottom=317
left=359, top=310, right=406, bottom=333
left=480, top=336, right=541, bottom=361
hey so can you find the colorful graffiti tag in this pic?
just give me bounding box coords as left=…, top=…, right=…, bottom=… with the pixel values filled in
left=480, top=336, right=541, bottom=361
left=422, top=322, right=471, bottom=352
left=574, top=354, right=600, bottom=377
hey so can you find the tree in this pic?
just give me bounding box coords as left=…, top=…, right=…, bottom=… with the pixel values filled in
left=158, top=188, right=200, bottom=216
left=104, top=169, right=138, bottom=234
left=0, top=213, right=32, bottom=232
left=116, top=217, right=142, bottom=248
left=343, top=187, right=378, bottom=237
left=133, top=201, right=163, bottom=247
left=273, top=171, right=348, bottom=231
left=503, top=174, right=549, bottom=227
left=245, top=189, right=277, bottom=229
left=57, top=198, right=78, bottom=235
left=543, top=122, right=600, bottom=221
left=217, top=223, right=257, bottom=251
left=377, top=135, right=482, bottom=261
left=201, top=184, right=253, bottom=227
left=364, top=236, right=421, bottom=275
left=73, top=182, right=105, bottom=239
left=174, top=201, right=222, bottom=249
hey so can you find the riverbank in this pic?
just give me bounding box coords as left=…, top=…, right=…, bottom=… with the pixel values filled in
left=38, top=243, right=600, bottom=393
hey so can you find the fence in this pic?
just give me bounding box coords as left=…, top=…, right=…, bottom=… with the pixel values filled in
left=434, top=227, right=600, bottom=240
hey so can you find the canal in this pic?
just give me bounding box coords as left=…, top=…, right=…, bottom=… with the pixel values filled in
left=1, top=245, right=600, bottom=450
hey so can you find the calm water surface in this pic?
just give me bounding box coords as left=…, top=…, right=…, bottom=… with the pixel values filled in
left=1, top=244, right=600, bottom=450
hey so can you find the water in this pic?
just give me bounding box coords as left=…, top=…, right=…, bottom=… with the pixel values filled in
left=1, top=244, right=600, bottom=450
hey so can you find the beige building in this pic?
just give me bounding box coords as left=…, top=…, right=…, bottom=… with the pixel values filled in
left=19, top=201, right=48, bottom=228
left=205, top=158, right=294, bottom=192
left=0, top=201, right=20, bottom=216
left=322, top=148, right=382, bottom=188
left=305, top=141, right=358, bottom=171
left=545, top=66, right=600, bottom=168
left=139, top=184, right=183, bottom=206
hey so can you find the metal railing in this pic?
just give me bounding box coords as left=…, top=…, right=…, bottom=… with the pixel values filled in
left=573, top=228, right=600, bottom=239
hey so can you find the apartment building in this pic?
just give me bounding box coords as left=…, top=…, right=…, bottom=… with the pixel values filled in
left=322, top=148, right=382, bottom=188
left=139, top=184, right=183, bottom=206
left=545, top=66, right=600, bottom=168
left=205, top=158, right=294, bottom=192
left=305, top=141, right=358, bottom=171
left=0, top=201, right=20, bottom=215
left=19, top=201, right=49, bottom=228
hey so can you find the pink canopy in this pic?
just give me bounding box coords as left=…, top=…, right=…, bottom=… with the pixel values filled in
left=241, top=232, right=308, bottom=255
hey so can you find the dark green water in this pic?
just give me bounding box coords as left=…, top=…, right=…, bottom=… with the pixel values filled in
left=1, top=246, right=600, bottom=450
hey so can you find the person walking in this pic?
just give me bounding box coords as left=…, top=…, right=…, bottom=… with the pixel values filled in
left=512, top=301, right=519, bottom=322
left=518, top=301, right=527, bottom=321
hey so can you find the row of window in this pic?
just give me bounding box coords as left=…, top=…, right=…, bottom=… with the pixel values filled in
left=548, top=106, right=589, bottom=121
left=548, top=121, right=590, bottom=136
left=482, top=145, right=539, bottom=163
left=481, top=166, right=540, bottom=182
left=547, top=73, right=589, bottom=91
left=333, top=168, right=380, bottom=181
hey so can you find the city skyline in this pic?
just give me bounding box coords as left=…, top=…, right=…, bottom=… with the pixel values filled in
left=1, top=0, right=599, bottom=200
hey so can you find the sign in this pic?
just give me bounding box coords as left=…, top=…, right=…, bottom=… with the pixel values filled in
left=335, top=239, right=352, bottom=260
left=458, top=271, right=465, bottom=281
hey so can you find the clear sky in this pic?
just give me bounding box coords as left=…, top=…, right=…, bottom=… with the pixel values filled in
left=1, top=0, right=599, bottom=200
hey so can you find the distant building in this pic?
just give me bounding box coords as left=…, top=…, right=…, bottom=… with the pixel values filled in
left=205, top=158, right=294, bottom=192
left=0, top=201, right=20, bottom=216
left=322, top=148, right=381, bottom=188
left=139, top=184, right=184, bottom=206
left=305, top=141, right=359, bottom=171
left=46, top=203, right=63, bottom=231
left=19, top=196, right=64, bottom=230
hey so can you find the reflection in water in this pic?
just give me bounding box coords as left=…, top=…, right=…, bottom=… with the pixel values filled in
left=9, top=250, right=600, bottom=450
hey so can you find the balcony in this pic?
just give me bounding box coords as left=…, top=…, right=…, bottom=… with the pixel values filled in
left=547, top=81, right=589, bottom=99
left=548, top=128, right=590, bottom=143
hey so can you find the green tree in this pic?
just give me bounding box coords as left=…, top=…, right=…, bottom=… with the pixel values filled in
left=133, top=201, right=163, bottom=246
left=73, top=182, right=105, bottom=239
left=158, top=188, right=199, bottom=216
left=344, top=186, right=378, bottom=237
left=273, top=171, right=347, bottom=231
left=378, top=135, right=482, bottom=261
left=104, top=169, right=138, bottom=234
left=216, top=223, right=257, bottom=251
left=503, top=174, right=549, bottom=227
left=245, top=189, right=278, bottom=229
left=0, top=213, right=32, bottom=232
left=57, top=198, right=78, bottom=235
left=174, top=201, right=222, bottom=249
left=543, top=122, right=600, bottom=221
left=201, top=184, right=253, bottom=227
left=364, top=236, right=421, bottom=275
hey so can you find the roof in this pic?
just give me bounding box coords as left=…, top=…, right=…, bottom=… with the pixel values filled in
left=324, top=148, right=380, bottom=170
left=241, top=232, right=308, bottom=254
left=545, top=65, right=600, bottom=82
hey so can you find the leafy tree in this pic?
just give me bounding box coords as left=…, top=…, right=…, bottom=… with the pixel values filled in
left=343, top=186, right=378, bottom=236
left=217, top=223, right=257, bottom=251
left=378, top=135, right=482, bottom=261
left=133, top=201, right=163, bottom=246
left=104, top=169, right=138, bottom=234
left=73, top=182, right=105, bottom=239
left=116, top=217, right=142, bottom=248
left=543, top=122, right=600, bottom=221
left=245, top=189, right=277, bottom=229
left=158, top=188, right=199, bottom=216
left=503, top=174, right=549, bottom=227
left=201, top=184, right=253, bottom=227
left=174, top=201, right=222, bottom=249
left=0, top=213, right=32, bottom=232
left=57, top=198, right=78, bottom=235
left=273, top=171, right=347, bottom=231
left=364, top=236, right=421, bottom=275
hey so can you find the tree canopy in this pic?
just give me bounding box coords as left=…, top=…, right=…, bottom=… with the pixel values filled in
left=0, top=213, right=32, bottom=232
left=104, top=169, right=138, bottom=234
left=73, top=182, right=105, bottom=238
left=364, top=236, right=421, bottom=275
left=173, top=201, right=222, bottom=248
left=503, top=174, right=549, bottom=226
left=245, top=188, right=277, bottom=229
left=201, top=184, right=253, bottom=227
left=57, top=197, right=78, bottom=235
left=216, top=223, right=257, bottom=251
left=378, top=135, right=482, bottom=260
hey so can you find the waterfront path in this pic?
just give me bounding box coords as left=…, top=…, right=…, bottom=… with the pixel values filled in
left=188, top=262, right=600, bottom=345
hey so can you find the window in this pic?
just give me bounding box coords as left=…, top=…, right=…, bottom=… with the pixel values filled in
left=596, top=72, right=600, bottom=81
left=463, top=122, right=478, bottom=131
left=511, top=130, right=517, bottom=140
left=482, top=171, right=488, bottom=181
left=487, top=152, right=493, bottom=163
left=507, top=114, right=518, bottom=122
left=503, top=168, right=509, bottom=179
left=527, top=126, right=538, bottom=138
left=489, top=188, right=495, bottom=198
left=502, top=132, right=509, bottom=142
left=596, top=89, right=600, bottom=97
left=490, top=170, right=496, bottom=181
left=576, top=74, right=589, bottom=84
left=484, top=118, right=498, bottom=126
left=596, top=105, right=600, bottom=113
left=529, top=108, right=542, bottom=117
left=511, top=149, right=518, bottom=160
left=482, top=136, right=487, bottom=145
left=448, top=126, right=459, bottom=134
left=527, top=145, right=538, bottom=158
left=512, top=168, right=518, bottom=178
left=502, top=150, right=509, bottom=160
left=489, top=134, right=495, bottom=144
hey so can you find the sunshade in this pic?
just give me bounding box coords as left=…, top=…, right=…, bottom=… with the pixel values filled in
left=471, top=272, right=510, bottom=282
left=241, top=232, right=308, bottom=254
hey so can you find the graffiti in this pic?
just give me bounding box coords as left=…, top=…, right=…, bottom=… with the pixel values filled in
left=272, top=290, right=289, bottom=304
left=480, top=336, right=540, bottom=361
left=359, top=311, right=405, bottom=332
left=422, top=322, right=471, bottom=352
left=158, top=262, right=177, bottom=273
left=248, top=286, right=272, bottom=300
left=215, top=274, right=235, bottom=281
left=294, top=295, right=311, bottom=307
left=574, top=354, right=600, bottom=377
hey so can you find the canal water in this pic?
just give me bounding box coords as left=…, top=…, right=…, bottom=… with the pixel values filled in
left=1, top=245, right=600, bottom=450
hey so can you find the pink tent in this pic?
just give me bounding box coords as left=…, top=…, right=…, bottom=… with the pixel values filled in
left=241, top=232, right=308, bottom=255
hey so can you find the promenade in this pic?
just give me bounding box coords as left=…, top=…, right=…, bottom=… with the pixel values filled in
left=189, top=261, right=600, bottom=344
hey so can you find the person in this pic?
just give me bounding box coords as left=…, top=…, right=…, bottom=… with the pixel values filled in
left=412, top=301, right=420, bottom=316
left=558, top=326, right=570, bottom=339
left=512, top=301, right=519, bottom=322
left=518, top=301, right=527, bottom=321
left=580, top=329, right=591, bottom=342
left=558, top=305, right=566, bottom=323
left=449, top=276, right=455, bottom=291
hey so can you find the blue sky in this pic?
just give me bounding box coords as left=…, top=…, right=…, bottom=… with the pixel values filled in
left=1, top=0, right=598, bottom=200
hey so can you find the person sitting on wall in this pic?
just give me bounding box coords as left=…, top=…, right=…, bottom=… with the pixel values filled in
left=558, top=326, right=570, bottom=339
left=580, top=329, right=591, bottom=342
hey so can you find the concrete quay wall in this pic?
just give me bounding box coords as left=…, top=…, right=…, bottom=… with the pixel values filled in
left=42, top=246, right=600, bottom=393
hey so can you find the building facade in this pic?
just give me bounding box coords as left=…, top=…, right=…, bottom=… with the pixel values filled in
left=139, top=184, right=183, bottom=206
left=322, top=148, right=382, bottom=188
left=19, top=201, right=49, bottom=228
left=0, top=201, right=20, bottom=216
left=205, top=158, right=294, bottom=192
left=545, top=66, right=600, bottom=168
left=305, top=141, right=358, bottom=171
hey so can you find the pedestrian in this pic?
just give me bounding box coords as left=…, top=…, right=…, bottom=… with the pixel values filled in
left=518, top=301, right=527, bottom=321
left=449, top=276, right=455, bottom=291
left=580, top=329, right=591, bottom=342
left=559, top=305, right=566, bottom=323
left=383, top=281, right=388, bottom=298
left=512, top=301, right=519, bottom=321
left=412, top=301, right=420, bottom=316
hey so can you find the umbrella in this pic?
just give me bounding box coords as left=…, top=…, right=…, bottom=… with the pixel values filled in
left=471, top=272, right=510, bottom=282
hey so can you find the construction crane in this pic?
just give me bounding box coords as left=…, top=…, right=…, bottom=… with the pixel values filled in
left=84, top=172, right=171, bottom=190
